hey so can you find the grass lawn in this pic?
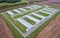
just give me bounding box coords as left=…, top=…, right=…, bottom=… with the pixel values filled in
left=24, top=8, right=31, bottom=10
left=11, top=10, right=18, bottom=14
left=31, top=15, right=42, bottom=20
left=14, top=14, right=23, bottom=18
left=26, top=11, right=60, bottom=38
left=4, top=13, right=27, bottom=33
left=14, top=12, right=30, bottom=18
left=37, top=12, right=49, bottom=16
left=24, top=18, right=35, bottom=25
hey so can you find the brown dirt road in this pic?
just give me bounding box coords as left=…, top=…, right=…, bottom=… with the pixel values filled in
left=35, top=14, right=60, bottom=38
left=0, top=17, right=14, bottom=38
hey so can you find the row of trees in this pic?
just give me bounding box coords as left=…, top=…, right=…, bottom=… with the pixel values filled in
left=0, top=0, right=21, bottom=3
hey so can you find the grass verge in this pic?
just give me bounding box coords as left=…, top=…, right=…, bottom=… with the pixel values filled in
left=24, top=18, right=35, bottom=25
left=37, top=12, right=49, bottom=16
left=24, top=8, right=31, bottom=10
left=31, top=15, right=42, bottom=20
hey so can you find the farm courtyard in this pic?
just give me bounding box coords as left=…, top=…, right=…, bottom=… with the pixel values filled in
left=0, top=4, right=60, bottom=38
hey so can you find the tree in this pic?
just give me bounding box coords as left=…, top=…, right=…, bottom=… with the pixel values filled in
left=0, top=0, right=6, bottom=3
left=6, top=0, right=21, bottom=3
left=0, top=0, right=21, bottom=3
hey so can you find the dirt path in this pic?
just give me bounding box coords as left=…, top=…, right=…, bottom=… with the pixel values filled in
left=0, top=17, right=14, bottom=38
left=35, top=14, right=60, bottom=38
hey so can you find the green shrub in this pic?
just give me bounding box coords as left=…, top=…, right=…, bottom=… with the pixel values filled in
left=0, top=0, right=6, bottom=3
left=20, top=2, right=28, bottom=5
left=6, top=0, right=21, bottom=3
left=0, top=0, right=21, bottom=3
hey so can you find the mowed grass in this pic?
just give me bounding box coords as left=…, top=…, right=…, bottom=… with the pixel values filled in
left=14, top=14, right=23, bottom=18
left=37, top=12, right=49, bottom=16
left=14, top=12, right=31, bottom=18
left=24, top=8, right=31, bottom=10
left=4, top=13, right=27, bottom=33
left=11, top=10, right=18, bottom=14
left=31, top=15, right=42, bottom=20
left=24, top=18, right=35, bottom=25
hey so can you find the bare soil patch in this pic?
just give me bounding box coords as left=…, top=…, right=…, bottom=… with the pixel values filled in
left=35, top=14, right=60, bottom=38
left=0, top=17, right=14, bottom=38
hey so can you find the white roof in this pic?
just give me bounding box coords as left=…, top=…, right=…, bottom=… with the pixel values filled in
left=39, top=10, right=51, bottom=14
left=17, top=18, right=32, bottom=29
left=32, top=13, right=46, bottom=19
left=7, top=11, right=14, bottom=16
left=14, top=9, right=21, bottom=13
left=19, top=8, right=27, bottom=12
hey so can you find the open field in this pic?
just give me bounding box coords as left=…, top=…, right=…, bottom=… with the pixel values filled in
left=0, top=17, right=14, bottom=38
left=0, top=4, right=60, bottom=38
left=35, top=14, right=60, bottom=38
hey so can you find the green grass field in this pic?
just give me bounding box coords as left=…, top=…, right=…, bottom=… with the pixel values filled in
left=31, top=15, right=42, bottom=20
left=37, top=12, right=49, bottom=16
left=4, top=13, right=27, bottom=32
left=12, top=10, right=19, bottom=14
left=24, top=8, right=31, bottom=10
left=24, top=18, right=35, bottom=25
